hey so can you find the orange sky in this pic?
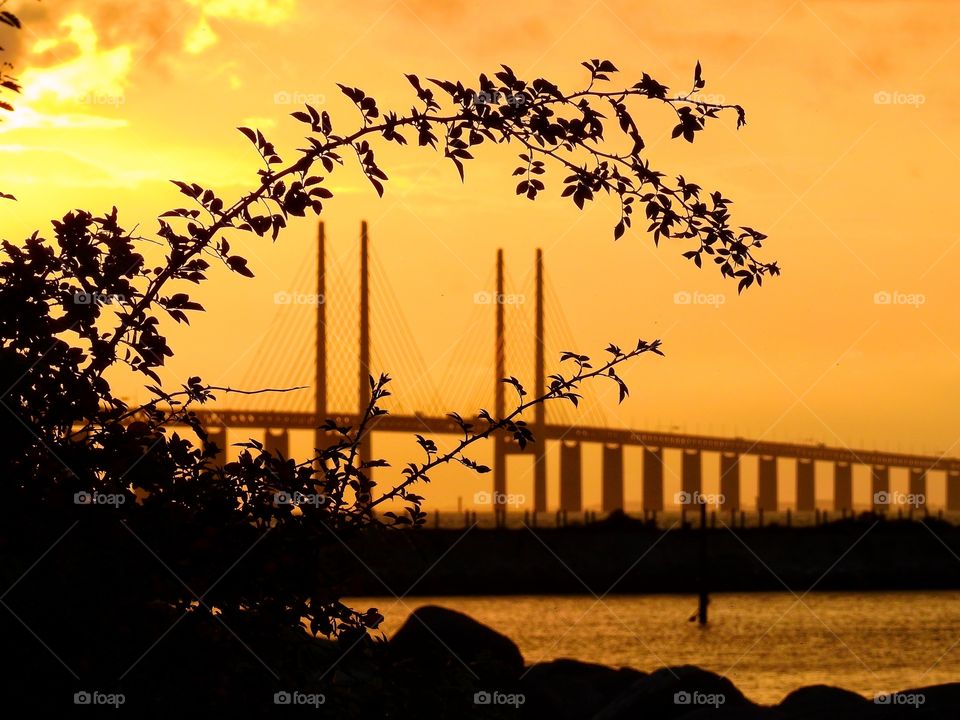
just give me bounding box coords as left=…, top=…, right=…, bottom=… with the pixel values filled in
left=3, top=0, right=959, bottom=509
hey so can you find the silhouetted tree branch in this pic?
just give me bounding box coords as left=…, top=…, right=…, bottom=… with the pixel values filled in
left=0, top=60, right=775, bottom=644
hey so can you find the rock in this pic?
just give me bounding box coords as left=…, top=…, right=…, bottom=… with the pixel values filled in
left=879, top=683, right=960, bottom=717
left=519, top=659, right=646, bottom=720
left=389, top=605, right=524, bottom=684
left=592, top=665, right=761, bottom=719
left=775, top=685, right=875, bottom=719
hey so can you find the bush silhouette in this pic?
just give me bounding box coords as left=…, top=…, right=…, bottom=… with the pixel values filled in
left=0, top=42, right=775, bottom=714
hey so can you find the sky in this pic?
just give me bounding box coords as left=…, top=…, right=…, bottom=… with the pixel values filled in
left=3, top=0, right=960, bottom=509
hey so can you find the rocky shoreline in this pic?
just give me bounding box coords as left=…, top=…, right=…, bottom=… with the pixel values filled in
left=391, top=605, right=960, bottom=719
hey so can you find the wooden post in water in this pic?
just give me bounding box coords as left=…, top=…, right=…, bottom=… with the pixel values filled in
left=697, top=498, right=709, bottom=625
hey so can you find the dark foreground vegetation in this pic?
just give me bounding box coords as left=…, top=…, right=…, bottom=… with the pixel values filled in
left=4, top=512, right=960, bottom=716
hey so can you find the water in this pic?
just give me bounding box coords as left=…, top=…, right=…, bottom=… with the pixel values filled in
left=351, top=591, right=960, bottom=705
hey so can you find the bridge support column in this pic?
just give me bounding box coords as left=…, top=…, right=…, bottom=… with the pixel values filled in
left=948, top=469, right=960, bottom=511
left=533, top=249, right=547, bottom=513
left=493, top=248, right=506, bottom=509
left=720, top=452, right=740, bottom=511
left=314, top=221, right=327, bottom=455
left=758, top=456, right=778, bottom=511
left=834, top=461, right=852, bottom=512
left=682, top=449, right=702, bottom=500
left=642, top=447, right=664, bottom=512
left=358, top=221, right=372, bottom=469
left=796, top=459, right=815, bottom=512
left=871, top=466, right=889, bottom=512
left=264, top=429, right=289, bottom=458
left=559, top=441, right=582, bottom=512
left=601, top=444, right=624, bottom=512
left=206, top=426, right=227, bottom=466
left=909, top=468, right=927, bottom=509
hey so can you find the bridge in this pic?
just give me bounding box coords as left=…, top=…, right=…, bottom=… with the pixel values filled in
left=188, top=221, right=960, bottom=514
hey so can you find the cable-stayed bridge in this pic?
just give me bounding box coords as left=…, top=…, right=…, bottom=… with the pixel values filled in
left=188, top=222, right=960, bottom=514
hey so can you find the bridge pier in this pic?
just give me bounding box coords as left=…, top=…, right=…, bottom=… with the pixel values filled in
left=949, top=470, right=960, bottom=511
left=559, top=441, right=582, bottom=512
left=682, top=449, right=702, bottom=500
left=642, top=447, right=664, bottom=512
left=796, top=459, right=815, bottom=512
left=872, top=465, right=889, bottom=512
left=720, top=452, right=740, bottom=511
left=206, top=426, right=227, bottom=466
left=758, top=455, right=778, bottom=511
left=264, top=429, right=289, bottom=458
left=909, top=468, right=927, bottom=509
left=601, top=443, right=624, bottom=512
left=834, top=461, right=852, bottom=512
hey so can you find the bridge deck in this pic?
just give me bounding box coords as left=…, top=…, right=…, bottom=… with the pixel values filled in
left=181, top=409, right=959, bottom=471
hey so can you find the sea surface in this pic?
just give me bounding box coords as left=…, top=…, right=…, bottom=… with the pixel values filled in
left=350, top=591, right=960, bottom=706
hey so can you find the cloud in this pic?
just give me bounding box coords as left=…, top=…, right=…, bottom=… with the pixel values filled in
left=182, top=0, right=297, bottom=54
left=21, top=15, right=130, bottom=102
left=0, top=14, right=130, bottom=132
left=186, top=0, right=296, bottom=25
left=1, top=1, right=300, bottom=131
left=6, top=1, right=299, bottom=69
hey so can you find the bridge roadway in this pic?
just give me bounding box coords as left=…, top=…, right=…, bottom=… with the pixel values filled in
left=184, top=409, right=960, bottom=472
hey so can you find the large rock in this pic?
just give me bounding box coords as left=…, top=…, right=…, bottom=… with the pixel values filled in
left=520, top=659, right=646, bottom=720
left=775, top=685, right=875, bottom=719
left=592, top=665, right=761, bottom=719
left=389, top=605, right=524, bottom=684
left=877, top=683, right=960, bottom=717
